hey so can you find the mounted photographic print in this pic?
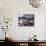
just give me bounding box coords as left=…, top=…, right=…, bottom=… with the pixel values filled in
left=18, top=14, right=34, bottom=26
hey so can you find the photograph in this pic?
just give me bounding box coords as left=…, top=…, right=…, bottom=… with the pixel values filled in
left=18, top=14, right=34, bottom=26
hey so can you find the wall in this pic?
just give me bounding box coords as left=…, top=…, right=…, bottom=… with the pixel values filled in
left=0, top=0, right=46, bottom=40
